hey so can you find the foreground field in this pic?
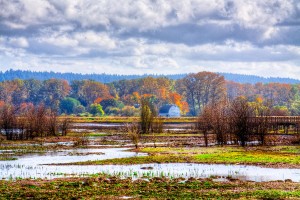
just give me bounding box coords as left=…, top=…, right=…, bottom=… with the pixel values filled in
left=0, top=128, right=299, bottom=199
left=0, top=176, right=299, bottom=199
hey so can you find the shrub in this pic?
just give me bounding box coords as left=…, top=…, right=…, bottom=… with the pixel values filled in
left=89, top=103, right=105, bottom=116
left=140, top=99, right=154, bottom=134
left=125, top=123, right=140, bottom=149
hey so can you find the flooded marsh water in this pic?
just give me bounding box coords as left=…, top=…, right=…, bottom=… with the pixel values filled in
left=0, top=148, right=146, bottom=179
left=0, top=148, right=299, bottom=182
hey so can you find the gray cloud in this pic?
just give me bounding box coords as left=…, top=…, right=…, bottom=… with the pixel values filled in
left=0, top=0, right=299, bottom=78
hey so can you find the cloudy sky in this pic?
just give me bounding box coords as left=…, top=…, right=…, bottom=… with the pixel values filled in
left=0, top=0, right=300, bottom=78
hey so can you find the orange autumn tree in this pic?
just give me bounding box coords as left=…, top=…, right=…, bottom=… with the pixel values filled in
left=0, top=101, right=5, bottom=108
left=169, top=92, right=181, bottom=107
left=94, top=97, right=103, bottom=104
left=255, top=96, right=263, bottom=104
left=157, top=87, right=168, bottom=101
left=168, top=92, right=189, bottom=115
left=142, top=93, right=156, bottom=100
left=181, top=101, right=189, bottom=115
left=132, top=92, right=141, bottom=104
left=122, top=92, right=141, bottom=105
left=77, top=80, right=112, bottom=106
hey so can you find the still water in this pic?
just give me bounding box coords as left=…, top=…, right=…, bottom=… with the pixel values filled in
left=0, top=148, right=299, bottom=182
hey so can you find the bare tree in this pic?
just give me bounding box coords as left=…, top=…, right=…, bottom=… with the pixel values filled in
left=125, top=122, right=141, bottom=149
left=256, top=102, right=272, bottom=145
left=151, top=117, right=164, bottom=148
left=46, top=109, right=59, bottom=136
left=16, top=113, right=28, bottom=140
left=25, top=104, right=47, bottom=139
left=0, top=104, right=17, bottom=140
left=196, top=114, right=210, bottom=147
left=200, top=100, right=229, bottom=146
left=0, top=103, right=66, bottom=140
left=152, top=117, right=164, bottom=134
left=60, top=117, right=72, bottom=136
left=229, top=97, right=255, bottom=147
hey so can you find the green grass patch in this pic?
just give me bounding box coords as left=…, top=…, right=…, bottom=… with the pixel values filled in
left=244, top=190, right=300, bottom=199
left=140, top=147, right=237, bottom=154
left=195, top=151, right=300, bottom=165
left=0, top=156, right=17, bottom=161
left=141, top=146, right=300, bottom=165
left=87, top=132, right=109, bottom=137
left=66, top=154, right=193, bottom=165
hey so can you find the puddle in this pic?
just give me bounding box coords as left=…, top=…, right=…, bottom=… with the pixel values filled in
left=0, top=148, right=299, bottom=182
left=1, top=148, right=145, bottom=165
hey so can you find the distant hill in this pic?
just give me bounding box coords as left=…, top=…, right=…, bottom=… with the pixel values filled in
left=218, top=73, right=300, bottom=84
left=0, top=69, right=299, bottom=84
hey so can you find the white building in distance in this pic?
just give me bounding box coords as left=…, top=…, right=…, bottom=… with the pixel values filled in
left=158, top=104, right=180, bottom=117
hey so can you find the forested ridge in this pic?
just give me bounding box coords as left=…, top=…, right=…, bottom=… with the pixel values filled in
left=1, top=69, right=299, bottom=84
left=1, top=71, right=300, bottom=117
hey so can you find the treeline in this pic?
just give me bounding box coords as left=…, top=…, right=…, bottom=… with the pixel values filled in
left=0, top=69, right=184, bottom=84
left=1, top=71, right=300, bottom=117
left=1, top=69, right=300, bottom=84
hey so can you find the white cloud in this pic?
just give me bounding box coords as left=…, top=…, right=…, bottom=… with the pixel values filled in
left=8, top=37, right=29, bottom=48
left=229, top=0, right=294, bottom=27
left=3, top=21, right=27, bottom=29
left=0, top=0, right=296, bottom=33
left=0, top=0, right=299, bottom=78
left=74, top=31, right=116, bottom=49
left=0, top=37, right=29, bottom=49
left=38, top=35, right=78, bottom=48
left=0, top=0, right=59, bottom=28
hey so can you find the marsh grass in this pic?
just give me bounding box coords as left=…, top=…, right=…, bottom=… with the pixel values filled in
left=69, top=154, right=193, bottom=165
left=87, top=133, right=109, bottom=137
left=73, top=132, right=89, bottom=147
left=0, top=176, right=299, bottom=199
left=265, top=146, right=300, bottom=154
left=195, top=151, right=300, bottom=165
left=0, top=156, right=17, bottom=161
